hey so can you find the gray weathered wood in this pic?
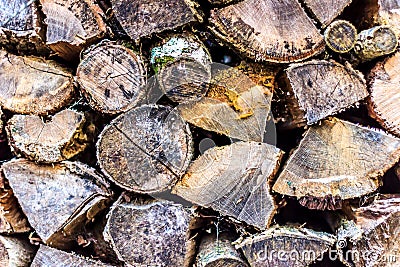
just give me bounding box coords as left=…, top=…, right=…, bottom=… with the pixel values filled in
left=303, top=0, right=353, bottom=27
left=0, top=235, right=36, bottom=267
left=376, top=0, right=400, bottom=37
left=324, top=20, right=357, bottom=53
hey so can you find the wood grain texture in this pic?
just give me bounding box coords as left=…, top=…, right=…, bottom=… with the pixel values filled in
left=302, top=0, right=352, bottom=27
left=6, top=109, right=92, bottom=163
left=377, top=0, right=400, bottom=37
left=324, top=20, right=357, bottom=53
left=173, top=141, right=284, bottom=230
left=103, top=196, right=196, bottom=267
left=0, top=50, right=75, bottom=115
left=286, top=60, right=368, bottom=125
left=368, top=52, right=400, bottom=137
left=2, top=159, right=112, bottom=249
left=209, top=0, right=324, bottom=63
left=77, top=42, right=146, bottom=114
left=97, top=104, right=193, bottom=193
left=273, top=118, right=400, bottom=210
left=109, top=0, right=202, bottom=40
left=236, top=225, right=336, bottom=267
left=0, top=235, right=36, bottom=267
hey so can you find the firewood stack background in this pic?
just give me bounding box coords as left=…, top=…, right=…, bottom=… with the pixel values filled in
left=1, top=0, right=400, bottom=266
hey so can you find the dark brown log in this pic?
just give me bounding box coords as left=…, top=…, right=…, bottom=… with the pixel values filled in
left=6, top=109, right=93, bottom=163
left=77, top=42, right=146, bottom=114
left=368, top=52, right=400, bottom=137
left=302, top=0, right=352, bottom=27
left=150, top=33, right=212, bottom=103
left=109, top=0, right=202, bottom=41
left=2, top=159, right=113, bottom=249
left=0, top=235, right=36, bottom=267
left=97, top=104, right=193, bottom=193
left=337, top=194, right=400, bottom=267
left=273, top=118, right=400, bottom=210
left=209, top=0, right=324, bottom=63
left=173, top=141, right=284, bottom=230
left=103, top=195, right=196, bottom=267
left=285, top=60, right=368, bottom=125
left=31, top=245, right=115, bottom=266
left=40, top=0, right=107, bottom=61
left=324, top=20, right=357, bottom=53
left=0, top=50, right=75, bottom=115
left=235, top=225, right=336, bottom=267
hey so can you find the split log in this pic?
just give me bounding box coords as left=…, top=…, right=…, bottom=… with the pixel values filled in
left=196, top=233, right=248, bottom=267
left=2, top=159, right=113, bottom=249
left=0, top=50, right=75, bottom=115
left=0, top=235, right=36, bottom=267
left=77, top=42, right=146, bottom=114
left=40, top=0, right=107, bottom=61
left=103, top=195, right=196, bottom=267
left=31, top=245, right=115, bottom=266
left=97, top=104, right=193, bottom=193
left=6, top=109, right=93, bottom=163
left=337, top=194, right=400, bottom=267
left=375, top=0, right=400, bottom=37
left=302, top=0, right=352, bottom=27
left=209, top=0, right=324, bottom=63
left=150, top=33, right=212, bottom=103
left=173, top=141, right=284, bottom=229
left=324, top=20, right=357, bottom=53
left=368, top=52, right=400, bottom=137
left=207, top=0, right=238, bottom=5
left=235, top=225, right=336, bottom=267
left=108, top=0, right=202, bottom=41
left=285, top=60, right=368, bottom=125
left=272, top=118, right=400, bottom=210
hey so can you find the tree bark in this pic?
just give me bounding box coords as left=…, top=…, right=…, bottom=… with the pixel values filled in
left=0, top=235, right=36, bottom=267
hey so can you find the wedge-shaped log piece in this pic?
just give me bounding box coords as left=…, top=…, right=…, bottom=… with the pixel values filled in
left=109, top=0, right=202, bottom=40
left=273, top=118, right=400, bottom=210
left=104, top=196, right=196, bottom=267
left=6, top=109, right=93, bottom=163
left=368, top=52, right=400, bottom=137
left=209, top=0, right=324, bottom=63
left=173, top=141, right=284, bottom=229
left=0, top=50, right=74, bottom=115
left=97, top=104, right=193, bottom=193
left=2, top=159, right=112, bottom=249
left=302, top=0, right=352, bottom=27
left=31, top=245, right=114, bottom=266
left=286, top=60, right=368, bottom=125
left=337, top=194, right=400, bottom=267
left=40, top=0, right=107, bottom=61
left=236, top=225, right=336, bottom=267
left=0, top=235, right=36, bottom=267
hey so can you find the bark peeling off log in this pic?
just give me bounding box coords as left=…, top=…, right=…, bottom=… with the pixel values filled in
left=0, top=50, right=75, bottom=115
left=368, top=52, right=400, bottom=137
left=104, top=196, right=196, bottom=267
left=97, top=104, right=193, bottom=193
left=209, top=0, right=324, bottom=63
left=286, top=60, right=368, bottom=125
left=6, top=109, right=93, bottom=163
left=236, top=225, right=336, bottom=267
left=273, top=118, right=400, bottom=210
left=31, top=245, right=115, bottom=266
left=0, top=235, right=36, bottom=267
left=302, top=0, right=353, bottom=27
left=109, top=0, right=202, bottom=40
left=173, top=141, right=284, bottom=230
left=2, top=159, right=113, bottom=249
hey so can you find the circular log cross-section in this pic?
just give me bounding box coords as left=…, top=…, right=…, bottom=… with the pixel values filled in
left=324, top=20, right=357, bottom=53
left=97, top=104, right=193, bottom=193
left=77, top=42, right=146, bottom=114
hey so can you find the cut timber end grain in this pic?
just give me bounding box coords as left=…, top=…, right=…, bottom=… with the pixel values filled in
left=368, top=52, right=400, bottom=137
left=97, top=104, right=193, bottom=193
left=285, top=60, right=368, bottom=125
left=40, top=0, right=107, bottom=61
left=31, top=245, right=114, bottom=267
left=236, top=225, right=336, bottom=267
left=173, top=141, right=284, bottom=230
left=209, top=0, right=324, bottom=63
left=302, top=0, right=352, bottom=27
left=0, top=235, right=36, bottom=267
left=103, top=196, right=196, bottom=267
left=324, top=20, right=357, bottom=53
left=2, top=159, right=112, bottom=249
left=109, top=0, right=202, bottom=40
left=77, top=42, right=146, bottom=114
left=272, top=118, right=400, bottom=210
left=0, top=50, right=74, bottom=115
left=6, top=109, right=93, bottom=163
left=337, top=194, right=400, bottom=267
left=377, top=0, right=400, bottom=37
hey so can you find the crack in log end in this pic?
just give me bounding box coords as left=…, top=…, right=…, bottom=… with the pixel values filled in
left=299, top=194, right=343, bottom=210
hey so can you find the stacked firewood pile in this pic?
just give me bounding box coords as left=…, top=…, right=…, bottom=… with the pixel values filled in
left=1, top=0, right=400, bottom=266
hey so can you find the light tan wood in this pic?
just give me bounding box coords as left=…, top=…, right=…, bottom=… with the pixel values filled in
left=376, top=0, right=400, bottom=37
left=0, top=235, right=36, bottom=267
left=303, top=0, right=352, bottom=27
